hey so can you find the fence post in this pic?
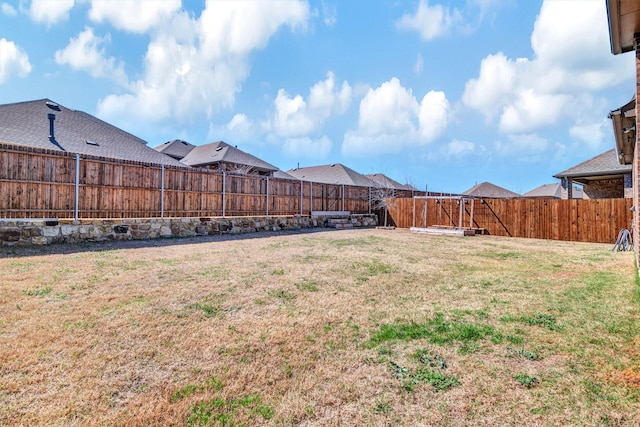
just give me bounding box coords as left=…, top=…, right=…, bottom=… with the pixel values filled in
left=368, top=187, right=371, bottom=215
left=74, top=154, right=80, bottom=220
left=222, top=171, right=226, bottom=217
left=300, top=180, right=303, bottom=216
left=310, top=182, right=313, bottom=215
left=342, top=184, right=345, bottom=212
left=266, top=176, right=269, bottom=217
left=160, top=164, right=165, bottom=218
left=412, top=196, right=415, bottom=228
left=470, top=198, right=474, bottom=228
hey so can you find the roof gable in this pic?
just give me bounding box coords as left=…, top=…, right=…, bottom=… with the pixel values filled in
left=522, top=183, right=582, bottom=199
left=287, top=164, right=377, bottom=187
left=154, top=139, right=196, bottom=160
left=179, top=141, right=278, bottom=172
left=553, top=149, right=631, bottom=182
left=365, top=173, right=408, bottom=190
left=273, top=170, right=298, bottom=180
left=0, top=99, right=183, bottom=166
left=462, top=182, right=520, bottom=198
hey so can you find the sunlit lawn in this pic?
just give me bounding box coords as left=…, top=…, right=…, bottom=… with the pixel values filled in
left=1, top=228, right=639, bottom=426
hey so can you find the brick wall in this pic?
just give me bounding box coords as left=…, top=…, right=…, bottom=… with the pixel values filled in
left=634, top=49, right=640, bottom=259
left=583, top=178, right=625, bottom=199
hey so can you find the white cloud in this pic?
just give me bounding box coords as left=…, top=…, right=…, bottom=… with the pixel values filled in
left=88, top=0, right=181, bottom=34
left=29, top=0, right=74, bottom=25
left=54, top=27, right=128, bottom=85
left=414, top=53, right=424, bottom=75
left=396, top=0, right=461, bottom=41
left=442, top=139, right=480, bottom=158
left=357, top=78, right=418, bottom=136
left=493, top=134, right=548, bottom=161
left=419, top=90, right=450, bottom=140
left=426, top=139, right=485, bottom=162
left=198, top=0, right=309, bottom=59
left=0, top=38, right=32, bottom=84
left=462, top=52, right=519, bottom=120
left=97, top=1, right=310, bottom=126
left=342, top=78, right=450, bottom=157
left=207, top=113, right=259, bottom=143
left=282, top=136, right=333, bottom=160
left=321, top=0, right=336, bottom=26
left=462, top=0, right=633, bottom=139
left=227, top=113, right=252, bottom=133
left=569, top=117, right=608, bottom=150
left=498, top=90, right=570, bottom=134
left=1, top=3, right=17, bottom=16
left=267, top=72, right=351, bottom=138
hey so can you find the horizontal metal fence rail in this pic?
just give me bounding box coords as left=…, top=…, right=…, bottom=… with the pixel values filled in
left=0, top=143, right=419, bottom=219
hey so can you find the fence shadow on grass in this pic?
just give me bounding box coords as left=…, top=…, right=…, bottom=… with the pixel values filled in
left=0, top=227, right=348, bottom=259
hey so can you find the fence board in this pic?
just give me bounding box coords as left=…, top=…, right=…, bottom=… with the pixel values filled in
left=388, top=197, right=633, bottom=244
left=3, top=144, right=632, bottom=244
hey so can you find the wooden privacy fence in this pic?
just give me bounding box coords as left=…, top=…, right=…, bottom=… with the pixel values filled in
left=388, top=197, right=634, bottom=244
left=0, top=143, right=417, bottom=219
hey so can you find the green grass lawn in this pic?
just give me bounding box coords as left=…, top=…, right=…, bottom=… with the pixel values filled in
left=1, top=229, right=639, bottom=425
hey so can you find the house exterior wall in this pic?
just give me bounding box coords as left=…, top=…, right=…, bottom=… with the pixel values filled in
left=582, top=179, right=625, bottom=199
left=625, top=173, right=633, bottom=198
left=635, top=50, right=640, bottom=259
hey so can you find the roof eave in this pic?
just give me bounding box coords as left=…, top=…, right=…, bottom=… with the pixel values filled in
left=608, top=0, right=625, bottom=54
left=553, top=169, right=631, bottom=180
left=609, top=97, right=636, bottom=165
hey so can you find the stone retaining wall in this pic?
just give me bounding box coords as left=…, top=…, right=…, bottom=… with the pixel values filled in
left=0, top=215, right=378, bottom=246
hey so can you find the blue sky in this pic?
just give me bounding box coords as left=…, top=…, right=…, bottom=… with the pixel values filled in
left=0, top=0, right=635, bottom=194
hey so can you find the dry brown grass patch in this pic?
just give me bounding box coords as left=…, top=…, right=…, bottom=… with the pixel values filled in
left=1, top=229, right=639, bottom=425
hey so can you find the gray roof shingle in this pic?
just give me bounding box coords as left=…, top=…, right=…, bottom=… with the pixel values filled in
left=179, top=141, right=278, bottom=172
left=522, top=183, right=584, bottom=199
left=287, top=164, right=377, bottom=187
left=154, top=139, right=196, bottom=160
left=365, top=173, right=408, bottom=190
left=0, top=99, right=184, bottom=166
left=273, top=170, right=298, bottom=180
left=462, top=182, right=520, bottom=198
left=553, top=149, right=631, bottom=180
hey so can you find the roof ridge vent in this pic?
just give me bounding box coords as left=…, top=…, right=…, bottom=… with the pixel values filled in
left=46, top=101, right=61, bottom=111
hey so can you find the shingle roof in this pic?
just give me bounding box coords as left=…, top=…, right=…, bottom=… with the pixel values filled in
left=522, top=183, right=583, bottom=199
left=154, top=139, right=196, bottom=160
left=0, top=99, right=184, bottom=166
left=179, top=141, right=278, bottom=172
left=273, top=170, right=298, bottom=180
left=522, top=183, right=564, bottom=198
left=365, top=173, right=409, bottom=190
left=462, top=182, right=520, bottom=198
left=287, top=164, right=377, bottom=187
left=553, top=149, right=631, bottom=184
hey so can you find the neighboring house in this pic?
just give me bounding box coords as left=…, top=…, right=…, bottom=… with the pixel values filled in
left=365, top=173, right=415, bottom=191
left=287, top=163, right=377, bottom=187
left=273, top=170, right=299, bottom=180
left=553, top=149, right=632, bottom=199
left=154, top=139, right=196, bottom=161
left=522, top=183, right=583, bottom=199
left=154, top=140, right=279, bottom=176
left=0, top=99, right=184, bottom=166
left=462, top=182, right=520, bottom=198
